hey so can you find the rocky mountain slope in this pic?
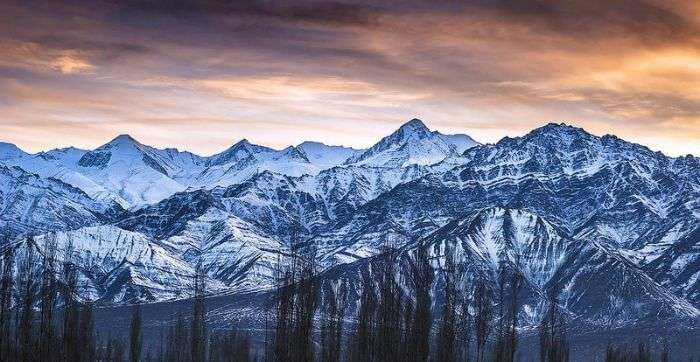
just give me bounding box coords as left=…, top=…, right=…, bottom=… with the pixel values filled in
left=0, top=119, right=697, bottom=329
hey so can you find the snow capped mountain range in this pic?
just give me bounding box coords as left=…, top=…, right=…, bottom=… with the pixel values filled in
left=0, top=118, right=698, bottom=330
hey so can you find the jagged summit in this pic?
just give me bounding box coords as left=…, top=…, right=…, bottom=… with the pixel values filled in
left=391, top=118, right=433, bottom=140
left=113, top=133, right=137, bottom=142
left=206, top=139, right=272, bottom=167
left=400, top=118, right=430, bottom=131
left=344, top=118, right=478, bottom=167
left=278, top=145, right=310, bottom=162
left=102, top=133, right=141, bottom=148
left=528, top=122, right=591, bottom=138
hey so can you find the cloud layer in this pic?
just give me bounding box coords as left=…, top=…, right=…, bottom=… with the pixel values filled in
left=1, top=0, right=699, bottom=155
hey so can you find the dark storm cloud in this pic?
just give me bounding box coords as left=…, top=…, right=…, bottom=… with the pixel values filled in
left=488, top=0, right=698, bottom=44
left=110, top=0, right=380, bottom=26
left=28, top=35, right=150, bottom=55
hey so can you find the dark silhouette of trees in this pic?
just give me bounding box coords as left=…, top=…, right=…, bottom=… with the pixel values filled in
left=409, top=242, right=433, bottom=362
left=494, top=263, right=508, bottom=362
left=605, top=341, right=651, bottom=362
left=208, top=326, right=252, bottom=362
left=0, top=234, right=261, bottom=362
left=0, top=232, right=685, bottom=362
left=604, top=340, right=672, bottom=362
left=320, top=282, right=347, bottom=362
left=0, top=245, right=14, bottom=360
left=273, top=248, right=295, bottom=361
left=164, top=313, right=189, bottom=362
left=456, top=286, right=471, bottom=362
left=436, top=245, right=457, bottom=362
left=375, top=246, right=403, bottom=362
left=108, top=337, right=125, bottom=362
left=272, top=234, right=319, bottom=362
left=130, top=303, right=143, bottom=362
left=660, top=340, right=669, bottom=362
left=191, top=265, right=207, bottom=362
left=505, top=264, right=522, bottom=362
left=352, top=268, right=377, bottom=362
left=290, top=245, right=317, bottom=362
left=17, top=238, right=38, bottom=362
left=493, top=259, right=523, bottom=362
left=39, top=234, right=58, bottom=361
left=62, top=237, right=81, bottom=362
left=539, top=286, right=569, bottom=362
left=474, top=277, right=493, bottom=362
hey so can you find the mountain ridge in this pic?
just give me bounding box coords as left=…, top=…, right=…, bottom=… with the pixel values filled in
left=0, top=119, right=697, bottom=331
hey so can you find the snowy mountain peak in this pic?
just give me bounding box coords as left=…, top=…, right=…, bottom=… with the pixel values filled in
left=400, top=118, right=430, bottom=131
left=278, top=146, right=310, bottom=162
left=0, top=142, right=27, bottom=161
left=525, top=122, right=595, bottom=144
left=102, top=134, right=141, bottom=149
left=2, top=118, right=699, bottom=331
left=345, top=118, right=477, bottom=167
left=234, top=138, right=253, bottom=148
left=393, top=118, right=433, bottom=140
left=206, top=139, right=272, bottom=167
left=296, top=141, right=363, bottom=169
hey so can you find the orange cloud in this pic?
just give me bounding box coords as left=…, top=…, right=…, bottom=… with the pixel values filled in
left=0, top=0, right=698, bottom=156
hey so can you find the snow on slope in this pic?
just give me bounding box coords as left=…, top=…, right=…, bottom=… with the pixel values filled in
left=0, top=142, right=28, bottom=161
left=73, top=134, right=192, bottom=206
left=296, top=141, right=364, bottom=169
left=195, top=141, right=323, bottom=188
left=1, top=146, right=125, bottom=206
left=26, top=225, right=213, bottom=303
left=1, top=119, right=698, bottom=329
left=167, top=208, right=284, bottom=292
left=0, top=164, right=118, bottom=237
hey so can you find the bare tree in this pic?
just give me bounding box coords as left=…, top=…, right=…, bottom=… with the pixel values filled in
left=456, top=288, right=472, bottom=362
left=191, top=264, right=207, bottom=362
left=290, top=244, right=318, bottom=362
left=130, top=303, right=143, bottom=362
left=506, top=261, right=523, bottom=362
left=410, top=242, right=433, bottom=362
left=0, top=245, right=14, bottom=360
left=436, top=245, right=457, bottom=362
left=493, top=263, right=507, bottom=362
left=208, top=326, right=253, bottom=362
left=62, top=237, right=80, bottom=362
left=17, top=238, right=38, bottom=362
left=375, top=245, right=403, bottom=362
left=164, top=312, right=189, bottom=362
left=320, top=281, right=347, bottom=362
left=272, top=229, right=319, bottom=362
left=660, top=340, right=669, bottom=362
left=474, top=277, right=493, bottom=362
left=539, top=285, right=569, bottom=362
left=352, top=269, right=377, bottom=362
left=39, top=233, right=59, bottom=361
left=273, top=247, right=296, bottom=361
left=604, top=340, right=655, bottom=362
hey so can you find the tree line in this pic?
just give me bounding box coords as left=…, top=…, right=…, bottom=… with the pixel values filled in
left=0, top=234, right=684, bottom=361
left=263, top=241, right=570, bottom=362
left=0, top=235, right=251, bottom=362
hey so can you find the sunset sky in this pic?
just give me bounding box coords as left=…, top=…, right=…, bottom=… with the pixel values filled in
left=1, top=0, right=699, bottom=156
